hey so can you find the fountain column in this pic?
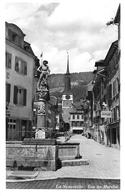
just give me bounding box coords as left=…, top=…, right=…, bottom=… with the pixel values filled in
left=34, top=57, right=50, bottom=139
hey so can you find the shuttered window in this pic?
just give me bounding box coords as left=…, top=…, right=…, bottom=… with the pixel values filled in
left=23, top=89, right=27, bottom=106
left=13, top=86, right=18, bottom=104
left=109, top=84, right=112, bottom=99
left=13, top=85, right=27, bottom=106
left=8, top=29, right=22, bottom=46
left=6, top=52, right=12, bottom=69
left=6, top=83, right=11, bottom=103
left=15, top=56, right=27, bottom=75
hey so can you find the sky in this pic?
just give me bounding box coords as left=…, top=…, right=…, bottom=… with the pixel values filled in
left=4, top=0, right=119, bottom=74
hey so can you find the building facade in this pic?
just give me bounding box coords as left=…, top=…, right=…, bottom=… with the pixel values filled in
left=6, top=22, right=35, bottom=140
left=70, top=110, right=84, bottom=134
left=92, top=61, right=108, bottom=143
left=90, top=5, right=120, bottom=148
left=105, top=40, right=120, bottom=148
left=92, top=41, right=120, bottom=148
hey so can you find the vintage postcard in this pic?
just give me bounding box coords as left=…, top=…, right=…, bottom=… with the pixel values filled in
left=2, top=0, right=121, bottom=191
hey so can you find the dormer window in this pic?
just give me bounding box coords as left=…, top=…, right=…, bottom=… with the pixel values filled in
left=12, top=32, right=17, bottom=42
left=8, top=29, right=22, bottom=47
left=8, top=29, right=17, bottom=42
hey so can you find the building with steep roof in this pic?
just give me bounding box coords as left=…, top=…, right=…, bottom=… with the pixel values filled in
left=91, top=4, right=120, bottom=148
left=6, top=22, right=36, bottom=140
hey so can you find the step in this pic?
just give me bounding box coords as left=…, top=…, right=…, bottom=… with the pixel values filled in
left=62, top=158, right=89, bottom=167
left=6, top=171, right=38, bottom=180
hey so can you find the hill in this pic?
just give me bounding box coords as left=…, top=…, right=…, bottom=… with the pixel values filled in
left=48, top=72, right=94, bottom=102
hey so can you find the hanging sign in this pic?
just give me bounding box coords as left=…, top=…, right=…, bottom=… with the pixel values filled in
left=101, top=111, right=112, bottom=118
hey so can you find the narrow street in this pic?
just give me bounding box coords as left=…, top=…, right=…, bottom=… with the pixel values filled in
left=6, top=135, right=120, bottom=189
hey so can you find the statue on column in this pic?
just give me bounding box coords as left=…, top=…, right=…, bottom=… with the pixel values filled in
left=34, top=54, right=50, bottom=139
left=36, top=56, right=50, bottom=101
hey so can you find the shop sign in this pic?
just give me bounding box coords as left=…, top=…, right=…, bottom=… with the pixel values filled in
left=101, top=111, right=111, bottom=118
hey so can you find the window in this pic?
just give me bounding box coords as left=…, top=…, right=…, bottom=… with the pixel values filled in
left=8, top=29, right=17, bottom=42
left=116, top=106, right=120, bottom=120
left=113, top=80, right=117, bottom=97
left=113, top=78, right=119, bottom=98
left=74, top=122, right=77, bottom=127
left=77, top=121, right=80, bottom=126
left=72, top=122, right=74, bottom=126
left=6, top=52, right=12, bottom=69
left=6, top=83, right=11, bottom=103
left=109, top=84, right=112, bottom=99
left=108, top=84, right=112, bottom=107
left=8, top=29, right=22, bottom=46
left=15, top=57, right=27, bottom=75
left=8, top=118, right=16, bottom=132
left=13, top=85, right=27, bottom=106
left=80, top=122, right=83, bottom=126
left=12, top=33, right=17, bottom=42
left=72, top=121, right=77, bottom=127
left=101, top=82, right=104, bottom=96
left=77, top=114, right=79, bottom=119
left=114, top=107, right=117, bottom=121
left=72, top=114, right=75, bottom=119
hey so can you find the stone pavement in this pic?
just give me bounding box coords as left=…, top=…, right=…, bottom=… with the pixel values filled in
left=36, top=135, right=120, bottom=180
left=6, top=135, right=120, bottom=181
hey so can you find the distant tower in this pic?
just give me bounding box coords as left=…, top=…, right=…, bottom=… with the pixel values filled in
left=62, top=51, right=73, bottom=123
